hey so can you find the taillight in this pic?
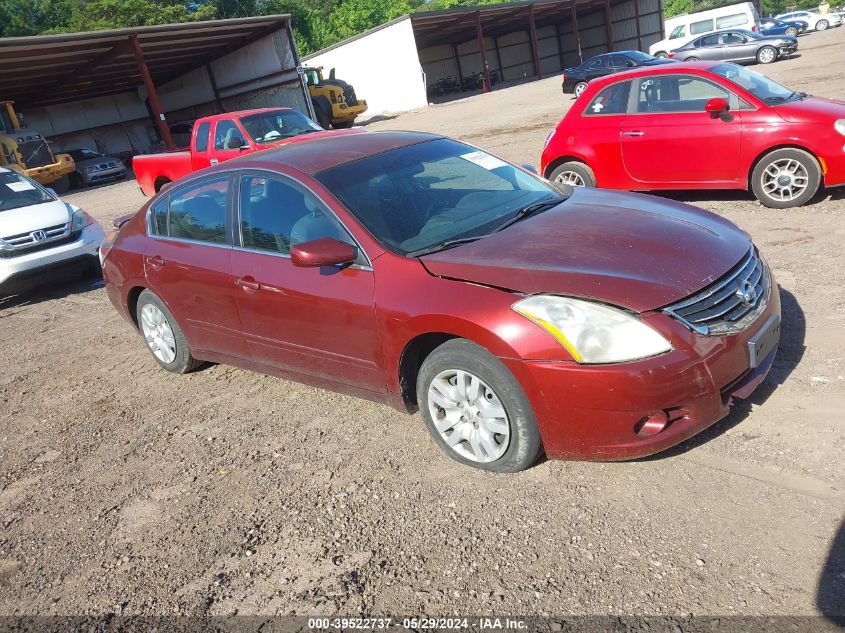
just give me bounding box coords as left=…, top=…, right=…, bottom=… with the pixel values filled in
left=668, top=52, right=676, bottom=58
left=562, top=72, right=567, bottom=81
left=751, top=24, right=757, bottom=31
left=99, top=228, right=119, bottom=265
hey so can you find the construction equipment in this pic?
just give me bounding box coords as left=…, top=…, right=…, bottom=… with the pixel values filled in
left=0, top=101, right=75, bottom=193
left=303, top=67, right=367, bottom=129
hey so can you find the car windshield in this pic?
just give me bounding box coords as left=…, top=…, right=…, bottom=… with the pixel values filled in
left=239, top=110, right=322, bottom=144
left=316, top=138, right=565, bottom=256
left=69, top=149, right=102, bottom=161
left=0, top=170, right=55, bottom=212
left=710, top=63, right=799, bottom=103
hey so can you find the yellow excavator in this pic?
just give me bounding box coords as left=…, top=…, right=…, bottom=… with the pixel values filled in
left=0, top=101, right=75, bottom=193
left=303, top=67, right=368, bottom=129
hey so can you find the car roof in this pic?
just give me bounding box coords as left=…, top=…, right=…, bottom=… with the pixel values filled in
left=587, top=61, right=719, bottom=89
left=222, top=130, right=442, bottom=175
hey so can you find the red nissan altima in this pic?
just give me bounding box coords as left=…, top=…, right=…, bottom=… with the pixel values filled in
left=541, top=62, right=845, bottom=208
left=101, top=132, right=780, bottom=472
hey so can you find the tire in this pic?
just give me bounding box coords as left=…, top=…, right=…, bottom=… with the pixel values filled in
left=548, top=161, right=596, bottom=188
left=417, top=339, right=543, bottom=472
left=751, top=148, right=821, bottom=209
left=654, top=51, right=669, bottom=58
left=51, top=174, right=70, bottom=194
left=757, top=45, right=777, bottom=64
left=785, top=27, right=798, bottom=36
left=333, top=120, right=354, bottom=129
left=685, top=56, right=699, bottom=61
left=69, top=172, right=84, bottom=190
left=573, top=81, right=588, bottom=98
left=314, top=105, right=331, bottom=129
left=816, top=19, right=829, bottom=30
left=135, top=289, right=203, bottom=374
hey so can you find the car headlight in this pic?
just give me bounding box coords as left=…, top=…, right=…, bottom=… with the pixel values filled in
left=835, top=119, right=845, bottom=136
left=71, top=209, right=94, bottom=231
left=512, top=295, right=672, bottom=364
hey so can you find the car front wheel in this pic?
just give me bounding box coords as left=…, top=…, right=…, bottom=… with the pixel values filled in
left=417, top=339, right=543, bottom=472
left=549, top=161, right=596, bottom=188
left=757, top=45, right=777, bottom=64
left=136, top=289, right=203, bottom=373
left=785, top=27, right=798, bottom=36
left=817, top=19, right=829, bottom=30
left=751, top=148, right=821, bottom=208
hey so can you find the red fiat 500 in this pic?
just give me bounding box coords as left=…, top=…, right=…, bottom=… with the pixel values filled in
left=101, top=132, right=780, bottom=472
left=541, top=62, right=845, bottom=208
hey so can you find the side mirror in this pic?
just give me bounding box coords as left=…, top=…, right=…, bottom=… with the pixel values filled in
left=226, top=136, right=245, bottom=150
left=290, top=237, right=356, bottom=268
left=238, top=143, right=250, bottom=152
left=521, top=163, right=538, bottom=174
left=704, top=97, right=729, bottom=114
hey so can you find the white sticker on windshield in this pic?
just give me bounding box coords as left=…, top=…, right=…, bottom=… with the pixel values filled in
left=6, top=181, right=36, bottom=192
left=460, top=150, right=508, bottom=171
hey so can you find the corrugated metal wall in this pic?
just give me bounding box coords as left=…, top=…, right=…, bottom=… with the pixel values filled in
left=418, top=0, right=664, bottom=90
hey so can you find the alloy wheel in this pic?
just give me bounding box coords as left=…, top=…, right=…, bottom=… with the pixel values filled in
left=140, top=304, right=177, bottom=364
left=761, top=158, right=810, bottom=203
left=758, top=47, right=776, bottom=63
left=427, top=369, right=510, bottom=463
left=554, top=170, right=587, bottom=187
left=574, top=83, right=587, bottom=97
left=818, top=20, right=829, bottom=30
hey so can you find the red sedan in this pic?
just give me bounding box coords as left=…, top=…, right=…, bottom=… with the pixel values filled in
left=541, top=62, right=845, bottom=208
left=101, top=132, right=780, bottom=472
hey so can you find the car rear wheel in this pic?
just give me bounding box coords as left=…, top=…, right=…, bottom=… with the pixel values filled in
left=417, top=339, right=543, bottom=472
left=136, top=289, right=203, bottom=373
left=685, top=56, right=699, bottom=61
left=817, top=19, right=829, bottom=30
left=654, top=51, right=668, bottom=58
left=785, top=26, right=798, bottom=36
left=574, top=81, right=588, bottom=98
left=757, top=46, right=777, bottom=64
left=751, top=148, right=821, bottom=208
left=549, top=161, right=596, bottom=188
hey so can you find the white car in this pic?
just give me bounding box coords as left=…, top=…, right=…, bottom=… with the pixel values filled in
left=775, top=10, right=841, bottom=30
left=0, top=167, right=104, bottom=295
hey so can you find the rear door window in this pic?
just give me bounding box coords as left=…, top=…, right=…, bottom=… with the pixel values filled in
left=587, top=56, right=609, bottom=70
left=166, top=177, right=230, bottom=244
left=716, top=13, right=748, bottom=28
left=194, top=122, right=210, bottom=152
left=584, top=81, right=632, bottom=116
left=697, top=34, right=721, bottom=46
left=690, top=18, right=714, bottom=34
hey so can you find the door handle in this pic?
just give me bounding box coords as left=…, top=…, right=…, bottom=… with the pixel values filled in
left=235, top=276, right=260, bottom=292
left=145, top=255, right=165, bottom=267
left=622, top=131, right=645, bottom=137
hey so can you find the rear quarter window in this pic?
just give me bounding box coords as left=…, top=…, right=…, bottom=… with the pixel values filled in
left=194, top=122, right=210, bottom=152
left=716, top=13, right=748, bottom=28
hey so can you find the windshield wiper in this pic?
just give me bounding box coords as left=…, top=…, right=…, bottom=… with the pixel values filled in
left=490, top=197, right=565, bottom=234
left=407, top=196, right=566, bottom=258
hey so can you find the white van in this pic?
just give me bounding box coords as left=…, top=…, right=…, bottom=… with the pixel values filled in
left=648, top=2, right=761, bottom=57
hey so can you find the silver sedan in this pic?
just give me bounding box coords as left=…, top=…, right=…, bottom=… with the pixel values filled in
left=672, top=29, right=798, bottom=65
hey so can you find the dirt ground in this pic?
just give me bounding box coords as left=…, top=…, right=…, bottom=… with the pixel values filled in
left=1, top=28, right=844, bottom=622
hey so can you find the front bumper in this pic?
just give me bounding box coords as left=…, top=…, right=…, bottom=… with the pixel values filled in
left=502, top=284, right=781, bottom=461
left=81, top=166, right=126, bottom=186
left=0, top=222, right=105, bottom=290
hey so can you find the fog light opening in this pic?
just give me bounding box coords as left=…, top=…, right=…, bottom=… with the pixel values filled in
left=634, top=410, right=670, bottom=438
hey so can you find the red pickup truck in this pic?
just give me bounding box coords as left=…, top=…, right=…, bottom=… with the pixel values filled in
left=133, top=107, right=360, bottom=196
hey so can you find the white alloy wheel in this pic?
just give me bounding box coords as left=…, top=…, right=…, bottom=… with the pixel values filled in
left=140, top=303, right=177, bottom=364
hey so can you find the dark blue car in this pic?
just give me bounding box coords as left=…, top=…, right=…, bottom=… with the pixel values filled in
left=759, top=17, right=808, bottom=36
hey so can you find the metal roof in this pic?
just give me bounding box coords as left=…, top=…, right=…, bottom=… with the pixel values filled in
left=410, top=0, right=610, bottom=48
left=0, top=15, right=291, bottom=109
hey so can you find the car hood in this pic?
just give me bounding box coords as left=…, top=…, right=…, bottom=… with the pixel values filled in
left=419, top=188, right=751, bottom=312
left=758, top=34, right=797, bottom=43
left=0, top=199, right=70, bottom=238
left=773, top=95, right=845, bottom=122
left=257, top=128, right=364, bottom=149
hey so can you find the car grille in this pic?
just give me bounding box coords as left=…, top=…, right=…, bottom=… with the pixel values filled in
left=0, top=222, right=73, bottom=258
left=663, top=248, right=771, bottom=335
left=18, top=138, right=54, bottom=168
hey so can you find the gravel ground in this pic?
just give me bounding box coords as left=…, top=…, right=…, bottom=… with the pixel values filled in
left=1, top=29, right=843, bottom=622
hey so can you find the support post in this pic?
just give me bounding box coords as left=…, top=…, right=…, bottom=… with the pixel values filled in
left=130, top=35, right=175, bottom=151
left=604, top=0, right=614, bottom=53
left=555, top=22, right=565, bottom=70
left=205, top=64, right=225, bottom=113
left=528, top=4, right=543, bottom=79
left=474, top=11, right=492, bottom=93
left=452, top=44, right=464, bottom=81
left=571, top=2, right=583, bottom=63
left=632, top=0, right=643, bottom=51
left=493, top=37, right=504, bottom=83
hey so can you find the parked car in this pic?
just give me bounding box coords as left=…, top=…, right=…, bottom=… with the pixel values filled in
left=562, top=51, right=674, bottom=97
left=0, top=167, right=104, bottom=295
left=649, top=1, right=761, bottom=57
left=759, top=17, right=807, bottom=35
left=101, top=131, right=781, bottom=472
left=670, top=30, right=797, bottom=64
left=540, top=62, right=845, bottom=208
left=67, top=148, right=127, bottom=189
left=775, top=9, right=841, bottom=30
left=133, top=108, right=361, bottom=196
